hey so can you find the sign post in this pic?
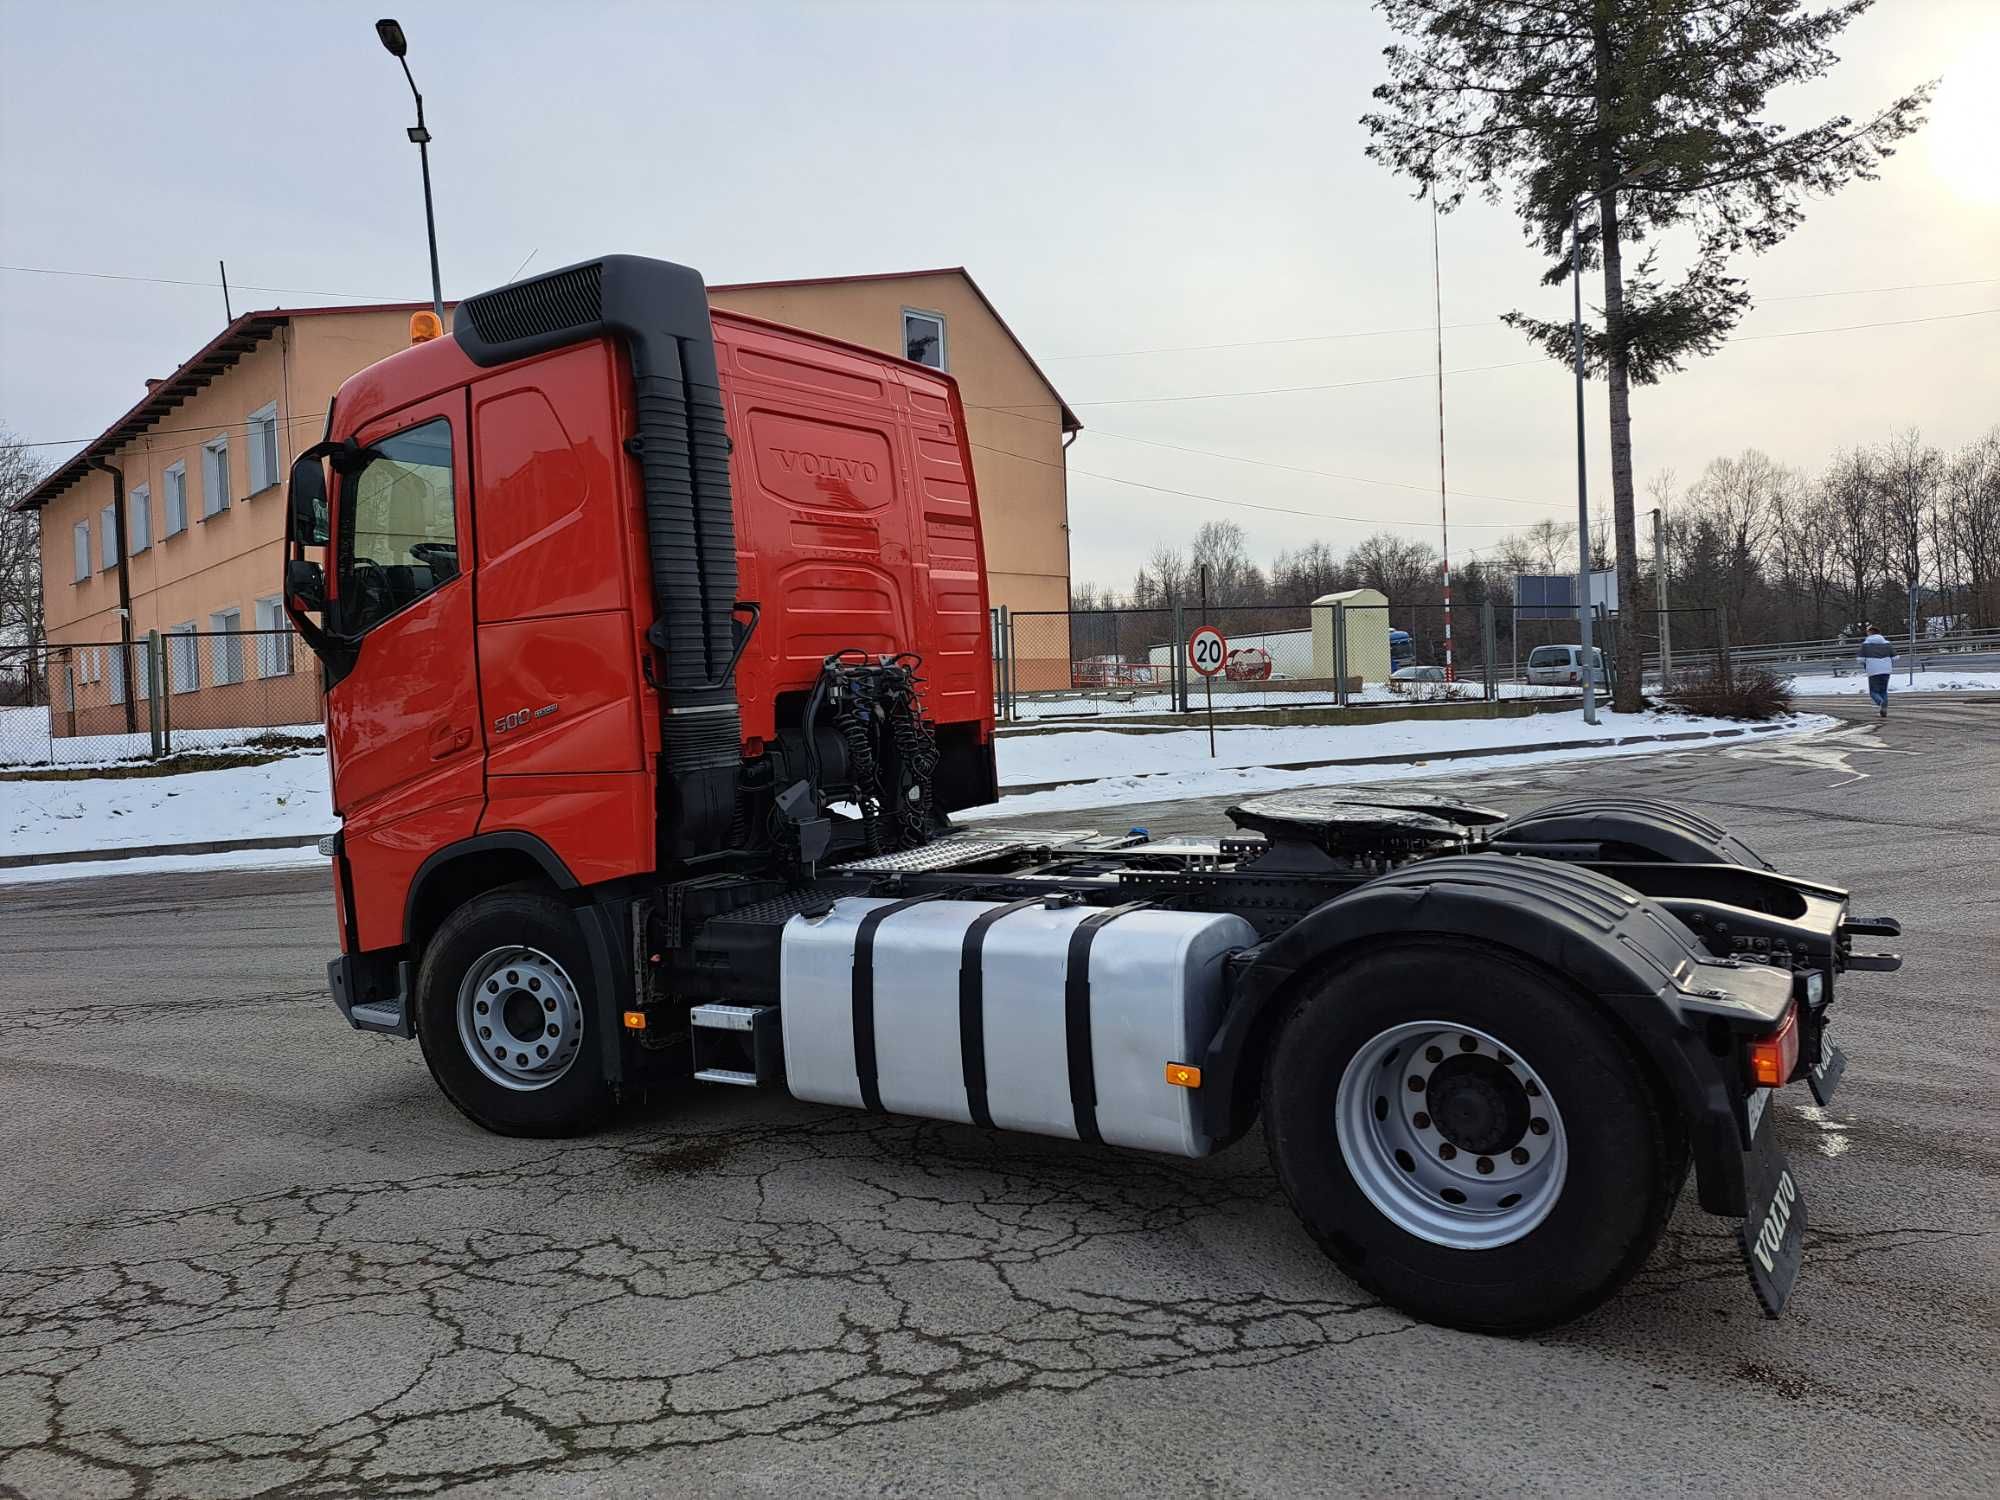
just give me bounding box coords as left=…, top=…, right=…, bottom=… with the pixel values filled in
left=1188, top=622, right=1226, bottom=760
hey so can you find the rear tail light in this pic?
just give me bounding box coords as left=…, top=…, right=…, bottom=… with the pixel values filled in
left=1747, top=1002, right=1800, bottom=1088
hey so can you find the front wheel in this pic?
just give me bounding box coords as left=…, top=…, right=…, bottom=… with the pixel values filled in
left=1262, top=941, right=1681, bottom=1334
left=414, top=886, right=615, bottom=1137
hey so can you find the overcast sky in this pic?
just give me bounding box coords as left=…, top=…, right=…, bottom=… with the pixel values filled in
left=4, top=0, right=1995, bottom=591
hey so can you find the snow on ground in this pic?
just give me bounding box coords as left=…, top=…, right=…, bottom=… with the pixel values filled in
left=0, top=844, right=326, bottom=888
left=1786, top=671, right=2000, bottom=696
left=1, top=705, right=1836, bottom=880
left=969, top=709, right=1836, bottom=820
left=1011, top=680, right=1573, bottom=721
left=2, top=752, right=331, bottom=857
left=0, top=706, right=322, bottom=768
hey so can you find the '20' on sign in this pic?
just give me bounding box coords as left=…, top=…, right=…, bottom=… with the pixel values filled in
left=1188, top=626, right=1228, bottom=677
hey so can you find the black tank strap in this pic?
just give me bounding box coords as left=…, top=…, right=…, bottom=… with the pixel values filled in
left=957, top=897, right=1048, bottom=1130
left=1063, top=901, right=1154, bottom=1145
left=852, top=892, right=954, bottom=1112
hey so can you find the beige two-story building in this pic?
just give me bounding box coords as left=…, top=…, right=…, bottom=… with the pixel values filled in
left=20, top=267, right=1077, bottom=735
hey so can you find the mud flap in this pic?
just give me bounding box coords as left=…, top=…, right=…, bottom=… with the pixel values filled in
left=1739, top=1101, right=1807, bottom=1317
left=1808, top=1044, right=1847, bottom=1107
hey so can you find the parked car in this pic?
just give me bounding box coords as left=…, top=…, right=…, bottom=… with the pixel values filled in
left=1391, top=665, right=1445, bottom=683
left=1225, top=646, right=1274, bottom=681
left=1526, top=645, right=1605, bottom=685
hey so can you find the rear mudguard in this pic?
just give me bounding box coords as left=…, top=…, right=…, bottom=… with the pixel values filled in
left=1487, top=796, right=1774, bottom=869
left=1202, top=853, right=1789, bottom=1217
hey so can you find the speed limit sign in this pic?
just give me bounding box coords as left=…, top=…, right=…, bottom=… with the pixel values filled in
left=1188, top=625, right=1228, bottom=677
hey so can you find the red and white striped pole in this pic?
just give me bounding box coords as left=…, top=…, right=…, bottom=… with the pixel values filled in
left=1432, top=194, right=1454, bottom=681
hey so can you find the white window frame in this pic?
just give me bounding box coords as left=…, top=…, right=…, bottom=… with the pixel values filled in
left=247, top=402, right=280, bottom=494
left=98, top=505, right=118, bottom=571
left=208, top=608, right=244, bottom=686
left=129, top=483, right=151, bottom=553
left=202, top=435, right=231, bottom=517
left=902, top=307, right=947, bottom=371
left=164, top=461, right=188, bottom=536
left=253, top=596, right=293, bottom=678
left=169, top=623, right=200, bottom=694
left=73, top=521, right=90, bottom=582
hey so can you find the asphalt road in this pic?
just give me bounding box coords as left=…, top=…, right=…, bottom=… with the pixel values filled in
left=3, top=698, right=1996, bottom=1498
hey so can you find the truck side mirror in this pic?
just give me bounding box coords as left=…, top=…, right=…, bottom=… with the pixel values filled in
left=285, top=558, right=325, bottom=613
left=288, top=455, right=330, bottom=546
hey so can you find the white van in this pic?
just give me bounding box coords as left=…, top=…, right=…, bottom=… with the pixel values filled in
left=1526, top=644, right=1605, bottom=685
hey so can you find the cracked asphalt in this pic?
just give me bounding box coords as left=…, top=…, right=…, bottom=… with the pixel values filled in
left=2, top=698, right=1996, bottom=1498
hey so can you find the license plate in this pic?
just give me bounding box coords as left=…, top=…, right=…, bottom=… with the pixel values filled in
left=1808, top=1044, right=1847, bottom=1106
left=1739, top=1102, right=1807, bottom=1317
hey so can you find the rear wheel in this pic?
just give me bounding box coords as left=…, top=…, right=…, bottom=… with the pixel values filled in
left=1263, top=940, right=1679, bottom=1334
left=414, top=886, right=615, bottom=1136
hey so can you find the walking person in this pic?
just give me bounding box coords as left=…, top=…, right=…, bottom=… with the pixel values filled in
left=1857, top=624, right=1896, bottom=718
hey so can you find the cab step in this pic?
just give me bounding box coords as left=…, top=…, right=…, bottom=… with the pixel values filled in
left=691, top=1003, right=782, bottom=1087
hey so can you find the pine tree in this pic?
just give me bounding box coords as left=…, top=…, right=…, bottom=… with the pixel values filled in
left=1362, top=0, right=1930, bottom=709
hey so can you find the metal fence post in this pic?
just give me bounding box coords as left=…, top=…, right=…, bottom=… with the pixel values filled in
left=1336, top=604, right=1352, bottom=712
left=1171, top=605, right=1187, bottom=712
left=1717, top=606, right=1731, bottom=687
left=145, top=630, right=165, bottom=759
left=1482, top=600, right=1497, bottom=703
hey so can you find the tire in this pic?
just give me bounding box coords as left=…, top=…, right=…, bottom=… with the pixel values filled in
left=1262, top=939, right=1679, bottom=1334
left=413, top=885, right=616, bottom=1137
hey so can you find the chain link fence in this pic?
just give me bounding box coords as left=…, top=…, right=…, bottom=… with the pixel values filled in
left=0, top=630, right=322, bottom=768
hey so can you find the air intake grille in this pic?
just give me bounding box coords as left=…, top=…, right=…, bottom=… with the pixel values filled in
left=462, top=262, right=604, bottom=344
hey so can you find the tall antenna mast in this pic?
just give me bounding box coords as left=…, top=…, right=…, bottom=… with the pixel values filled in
left=219, top=259, right=233, bottom=322
left=1431, top=194, right=1453, bottom=682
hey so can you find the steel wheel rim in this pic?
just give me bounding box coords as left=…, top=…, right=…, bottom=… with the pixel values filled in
left=455, top=945, right=585, bottom=1092
left=1335, top=1019, right=1568, bottom=1250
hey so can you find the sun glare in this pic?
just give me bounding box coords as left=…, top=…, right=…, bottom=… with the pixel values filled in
left=1928, top=30, right=2000, bottom=204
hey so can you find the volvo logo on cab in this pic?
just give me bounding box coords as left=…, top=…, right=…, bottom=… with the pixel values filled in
left=772, top=448, right=879, bottom=484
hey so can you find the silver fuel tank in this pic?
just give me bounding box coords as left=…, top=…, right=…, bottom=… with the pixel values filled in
left=780, top=896, right=1256, bottom=1157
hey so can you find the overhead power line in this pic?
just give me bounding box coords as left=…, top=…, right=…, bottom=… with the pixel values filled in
left=1082, top=428, right=1553, bottom=508
left=973, top=305, right=2000, bottom=414
left=0, top=264, right=403, bottom=302
left=1044, top=276, right=2000, bottom=360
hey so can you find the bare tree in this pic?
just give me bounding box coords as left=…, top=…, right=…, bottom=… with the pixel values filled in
left=1875, top=429, right=1943, bottom=638
left=0, top=431, right=49, bottom=660
left=1938, top=429, right=2000, bottom=629
left=1822, top=447, right=1882, bottom=633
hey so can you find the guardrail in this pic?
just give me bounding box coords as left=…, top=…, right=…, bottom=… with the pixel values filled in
left=1642, top=627, right=2000, bottom=679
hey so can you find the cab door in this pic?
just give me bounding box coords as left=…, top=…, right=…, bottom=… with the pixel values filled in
left=324, top=393, right=484, bottom=951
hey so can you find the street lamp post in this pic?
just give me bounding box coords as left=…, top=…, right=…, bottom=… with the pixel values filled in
left=1565, top=163, right=1659, bottom=725
left=376, top=18, right=444, bottom=323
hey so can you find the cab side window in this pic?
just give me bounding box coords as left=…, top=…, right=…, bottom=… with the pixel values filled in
left=339, top=419, right=457, bottom=634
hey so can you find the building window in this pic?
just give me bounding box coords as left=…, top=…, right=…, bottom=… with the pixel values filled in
left=202, top=435, right=231, bottom=516
left=247, top=403, right=280, bottom=494
left=129, top=484, right=151, bottom=554
left=254, top=596, right=293, bottom=677
left=169, top=624, right=200, bottom=694
left=903, top=309, right=946, bottom=370
left=99, top=505, right=118, bottom=571
left=164, top=461, right=189, bottom=535
left=72, top=521, right=89, bottom=582
left=208, top=608, right=244, bottom=686
left=108, top=643, right=125, bottom=704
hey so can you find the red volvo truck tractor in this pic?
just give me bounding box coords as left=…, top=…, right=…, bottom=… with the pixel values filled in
left=283, top=255, right=1897, bottom=1333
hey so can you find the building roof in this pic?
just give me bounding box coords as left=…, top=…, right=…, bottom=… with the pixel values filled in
left=15, top=302, right=444, bottom=513
left=19, top=265, right=1077, bottom=515
left=710, top=267, right=1080, bottom=433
